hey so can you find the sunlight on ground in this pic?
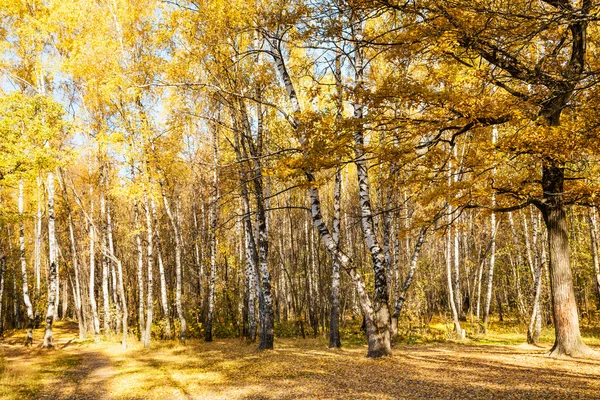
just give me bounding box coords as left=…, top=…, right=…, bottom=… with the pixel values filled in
left=1, top=320, right=599, bottom=399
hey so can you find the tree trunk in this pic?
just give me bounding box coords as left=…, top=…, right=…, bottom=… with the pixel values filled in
left=538, top=165, right=594, bottom=356
left=100, top=169, right=111, bottom=334
left=588, top=208, right=600, bottom=308
left=483, top=127, right=498, bottom=334
left=161, top=185, right=186, bottom=341
left=89, top=183, right=100, bottom=341
left=151, top=197, right=171, bottom=339
left=0, top=256, right=5, bottom=336
left=107, top=200, right=120, bottom=334
left=527, top=209, right=543, bottom=344
left=351, top=16, right=392, bottom=356
left=391, top=226, right=427, bottom=335
left=19, top=179, right=35, bottom=346
left=42, top=171, right=58, bottom=348
left=34, top=176, right=42, bottom=311
left=483, top=209, right=497, bottom=334
left=329, top=170, right=342, bottom=348
left=59, top=170, right=86, bottom=340
left=447, top=225, right=462, bottom=337
left=143, top=193, right=154, bottom=347
left=116, top=258, right=127, bottom=349
left=205, top=126, right=219, bottom=342
left=134, top=200, right=145, bottom=342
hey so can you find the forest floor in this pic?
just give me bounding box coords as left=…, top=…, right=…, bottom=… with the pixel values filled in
left=1, top=320, right=600, bottom=399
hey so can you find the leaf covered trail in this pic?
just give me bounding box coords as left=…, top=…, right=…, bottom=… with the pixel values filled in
left=1, top=322, right=599, bottom=399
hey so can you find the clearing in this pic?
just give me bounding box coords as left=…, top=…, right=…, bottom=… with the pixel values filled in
left=1, top=321, right=600, bottom=399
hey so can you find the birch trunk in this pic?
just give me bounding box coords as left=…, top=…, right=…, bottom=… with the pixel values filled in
left=161, top=185, right=186, bottom=340
left=483, top=127, right=498, bottom=334
left=107, top=201, right=120, bottom=333
left=508, top=212, right=527, bottom=319
left=42, top=171, right=58, bottom=348
left=151, top=197, right=171, bottom=339
left=100, top=169, right=111, bottom=334
left=59, top=170, right=85, bottom=339
left=134, top=200, right=145, bottom=341
left=391, top=226, right=427, bottom=335
left=35, top=176, right=42, bottom=303
left=329, top=169, right=342, bottom=348
left=351, top=16, right=392, bottom=356
left=447, top=225, right=462, bottom=337
left=266, top=27, right=389, bottom=356
left=192, top=201, right=203, bottom=315
left=58, top=169, right=86, bottom=340
left=0, top=256, right=5, bottom=336
left=19, top=179, right=34, bottom=346
left=205, top=127, right=219, bottom=342
left=588, top=208, right=600, bottom=307
left=527, top=209, right=543, bottom=344
left=143, top=193, right=154, bottom=347
left=233, top=125, right=257, bottom=342
left=89, top=183, right=100, bottom=341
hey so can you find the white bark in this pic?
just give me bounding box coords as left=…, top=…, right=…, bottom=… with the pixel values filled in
left=483, top=127, right=498, bottom=333
left=89, top=182, right=100, bottom=341
left=42, top=170, right=58, bottom=348
left=0, top=256, right=5, bottom=335
left=59, top=170, right=86, bottom=340
left=205, top=126, right=219, bottom=342
left=161, top=184, right=186, bottom=340
left=134, top=200, right=145, bottom=341
left=19, top=179, right=34, bottom=346
left=100, top=169, right=111, bottom=334
left=151, top=197, right=171, bottom=339
left=143, top=193, right=154, bottom=347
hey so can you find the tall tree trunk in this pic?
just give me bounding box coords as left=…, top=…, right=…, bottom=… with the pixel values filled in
left=351, top=15, right=392, bottom=356
left=205, top=127, right=219, bottom=342
left=508, top=212, right=527, bottom=319
left=107, top=200, right=120, bottom=333
left=19, top=179, right=34, bottom=346
left=151, top=197, right=171, bottom=339
left=588, top=208, right=600, bottom=307
left=134, top=200, right=145, bottom=342
left=527, top=209, right=543, bottom=344
left=100, top=168, right=111, bottom=334
left=391, top=226, right=427, bottom=335
left=89, top=183, right=100, bottom=341
left=538, top=164, right=593, bottom=356
left=329, top=169, right=342, bottom=348
left=266, top=26, right=389, bottom=357
left=34, top=176, right=42, bottom=312
left=59, top=170, right=85, bottom=340
left=483, top=127, right=498, bottom=334
left=447, top=225, right=462, bottom=337
left=116, top=257, right=127, bottom=349
left=161, top=185, right=186, bottom=340
left=0, top=256, right=5, bottom=336
left=192, top=201, right=203, bottom=320
left=232, top=124, right=257, bottom=342
left=42, top=171, right=58, bottom=348
left=143, top=193, right=154, bottom=347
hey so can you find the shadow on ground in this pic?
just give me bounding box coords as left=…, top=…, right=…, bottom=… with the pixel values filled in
left=1, top=322, right=599, bottom=399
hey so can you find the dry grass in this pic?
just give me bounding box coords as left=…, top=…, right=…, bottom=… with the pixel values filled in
left=1, top=320, right=600, bottom=399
